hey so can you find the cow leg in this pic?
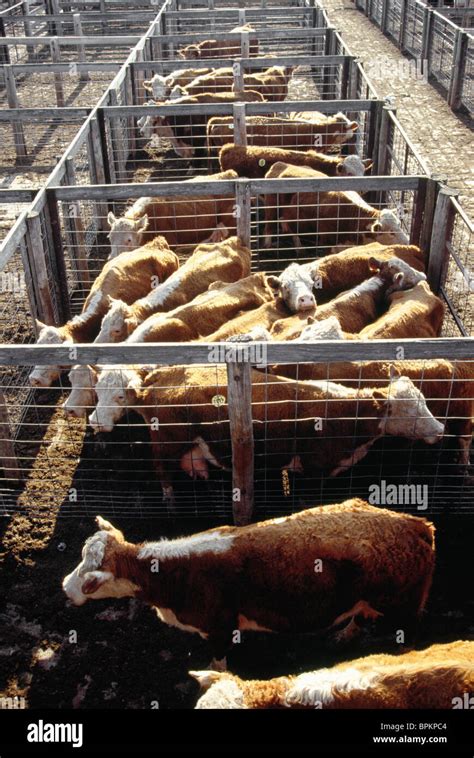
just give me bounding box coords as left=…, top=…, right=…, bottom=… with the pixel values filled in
left=330, top=599, right=383, bottom=629
left=332, top=617, right=362, bottom=645
left=150, top=442, right=177, bottom=513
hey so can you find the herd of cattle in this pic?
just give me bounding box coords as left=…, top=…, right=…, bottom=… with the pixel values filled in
left=29, top=20, right=474, bottom=707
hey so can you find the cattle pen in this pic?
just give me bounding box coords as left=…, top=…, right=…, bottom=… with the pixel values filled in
left=0, top=0, right=473, bottom=722
left=0, top=0, right=472, bottom=523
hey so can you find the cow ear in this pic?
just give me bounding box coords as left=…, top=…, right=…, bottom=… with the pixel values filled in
left=363, top=159, right=373, bottom=170
left=368, top=256, right=382, bottom=272
left=143, top=80, right=152, bottom=92
left=389, top=365, right=401, bottom=382
left=306, top=316, right=315, bottom=325
left=95, top=515, right=124, bottom=541
left=135, top=215, right=148, bottom=232
left=349, top=121, right=358, bottom=131
left=266, top=275, right=281, bottom=289
left=336, top=163, right=344, bottom=174
left=107, top=211, right=116, bottom=226
left=35, top=318, right=46, bottom=332
left=189, top=670, right=223, bottom=690
left=393, top=271, right=405, bottom=286
left=81, top=570, right=114, bottom=595
left=371, top=221, right=383, bottom=232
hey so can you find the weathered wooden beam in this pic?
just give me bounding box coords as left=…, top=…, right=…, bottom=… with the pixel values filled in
left=50, top=38, right=65, bottom=108
left=0, top=338, right=473, bottom=367
left=4, top=66, right=27, bottom=164
left=25, top=211, right=56, bottom=324
left=227, top=361, right=254, bottom=526
left=427, top=186, right=458, bottom=293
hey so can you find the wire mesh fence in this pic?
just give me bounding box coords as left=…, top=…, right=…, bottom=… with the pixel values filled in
left=353, top=0, right=474, bottom=114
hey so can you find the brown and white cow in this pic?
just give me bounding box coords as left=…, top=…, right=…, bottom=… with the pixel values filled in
left=88, top=364, right=444, bottom=500
left=219, top=143, right=372, bottom=179
left=358, top=279, right=445, bottom=339
left=267, top=256, right=426, bottom=317
left=63, top=500, right=435, bottom=665
left=261, top=162, right=409, bottom=249
left=95, top=236, right=252, bottom=343
left=138, top=91, right=266, bottom=158
left=178, top=24, right=259, bottom=60
left=207, top=113, right=358, bottom=154
left=192, top=640, right=474, bottom=708
left=107, top=170, right=237, bottom=257
left=142, top=68, right=214, bottom=100
left=28, top=237, right=179, bottom=387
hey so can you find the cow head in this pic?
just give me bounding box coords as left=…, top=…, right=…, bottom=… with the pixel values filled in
left=88, top=367, right=143, bottom=433
left=370, top=209, right=409, bottom=245
left=145, top=116, right=195, bottom=159
left=179, top=44, right=200, bottom=59
left=333, top=112, right=359, bottom=146
left=62, top=516, right=138, bottom=606
left=143, top=74, right=168, bottom=100
left=298, top=315, right=345, bottom=342
left=95, top=297, right=138, bottom=343
left=29, top=320, right=72, bottom=387
left=107, top=213, right=148, bottom=259
left=336, top=156, right=373, bottom=176
left=367, top=256, right=426, bottom=295
left=378, top=372, right=444, bottom=445
left=190, top=671, right=246, bottom=709
left=62, top=365, right=99, bottom=419
left=374, top=256, right=427, bottom=296
left=267, top=263, right=317, bottom=313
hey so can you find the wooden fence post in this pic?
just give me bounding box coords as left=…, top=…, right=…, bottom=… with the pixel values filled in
left=427, top=186, right=458, bottom=293
left=421, top=5, right=433, bottom=76
left=418, top=176, right=439, bottom=254
left=448, top=30, right=469, bottom=112
left=0, top=18, right=10, bottom=66
left=22, top=0, right=34, bottom=60
left=50, top=0, right=62, bottom=36
left=25, top=211, right=57, bottom=324
left=376, top=104, right=395, bottom=178
left=240, top=30, right=249, bottom=59
left=73, top=13, right=88, bottom=81
left=0, top=390, right=21, bottom=484
left=380, top=0, right=388, bottom=34
left=232, top=103, right=247, bottom=147
left=88, top=116, right=109, bottom=232
left=235, top=179, right=251, bottom=249
left=50, top=38, right=65, bottom=107
left=233, top=59, right=245, bottom=94
left=5, top=66, right=27, bottom=164
left=64, top=157, right=91, bottom=290
left=399, top=0, right=408, bottom=51
left=227, top=361, right=254, bottom=526
left=45, top=188, right=72, bottom=324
